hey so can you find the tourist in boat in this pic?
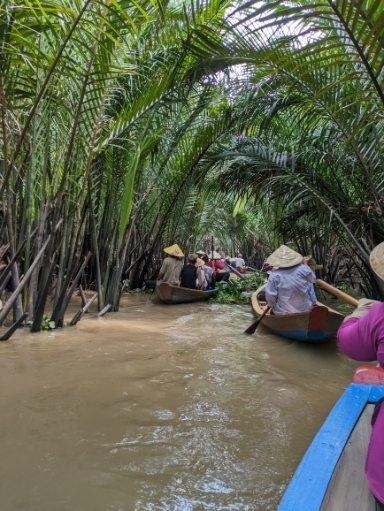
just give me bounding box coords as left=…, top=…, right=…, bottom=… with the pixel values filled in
left=196, top=257, right=207, bottom=290
left=234, top=253, right=246, bottom=272
left=200, top=254, right=214, bottom=289
left=225, top=255, right=237, bottom=268
left=208, top=251, right=222, bottom=269
left=156, top=244, right=184, bottom=286
left=337, top=241, right=384, bottom=507
left=303, top=256, right=318, bottom=306
left=180, top=254, right=204, bottom=289
left=208, top=251, right=230, bottom=283
left=264, top=245, right=316, bottom=314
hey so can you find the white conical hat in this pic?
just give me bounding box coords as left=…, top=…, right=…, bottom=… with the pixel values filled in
left=370, top=241, right=384, bottom=279
left=265, top=245, right=303, bottom=269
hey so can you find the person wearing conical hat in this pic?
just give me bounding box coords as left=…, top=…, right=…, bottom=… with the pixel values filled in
left=196, top=257, right=207, bottom=290
left=201, top=254, right=214, bottom=290
left=337, top=241, right=384, bottom=506
left=264, top=245, right=316, bottom=314
left=157, top=244, right=184, bottom=286
left=206, top=250, right=230, bottom=283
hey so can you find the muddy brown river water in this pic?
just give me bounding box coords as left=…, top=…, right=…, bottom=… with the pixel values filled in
left=0, top=295, right=357, bottom=511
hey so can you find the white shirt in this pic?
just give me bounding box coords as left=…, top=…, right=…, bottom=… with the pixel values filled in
left=234, top=257, right=245, bottom=268
left=265, top=264, right=316, bottom=314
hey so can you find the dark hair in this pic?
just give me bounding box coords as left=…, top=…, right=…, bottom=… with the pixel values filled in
left=202, top=254, right=209, bottom=263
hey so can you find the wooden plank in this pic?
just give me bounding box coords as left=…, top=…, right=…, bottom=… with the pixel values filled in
left=321, top=405, right=376, bottom=511
left=278, top=384, right=384, bottom=511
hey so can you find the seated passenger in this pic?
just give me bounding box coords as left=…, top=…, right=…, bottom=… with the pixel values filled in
left=307, top=283, right=317, bottom=306
left=337, top=241, right=384, bottom=506
left=234, top=253, right=246, bottom=272
left=264, top=245, right=316, bottom=314
left=180, top=254, right=199, bottom=289
left=209, top=251, right=230, bottom=282
left=156, top=244, right=184, bottom=286
left=227, top=255, right=237, bottom=268
left=196, top=258, right=207, bottom=290
left=202, top=254, right=214, bottom=289
left=302, top=256, right=318, bottom=305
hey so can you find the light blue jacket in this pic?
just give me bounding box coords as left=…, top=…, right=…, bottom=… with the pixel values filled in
left=265, top=264, right=316, bottom=314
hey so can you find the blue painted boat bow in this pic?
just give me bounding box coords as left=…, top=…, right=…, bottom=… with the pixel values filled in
left=278, top=383, right=384, bottom=511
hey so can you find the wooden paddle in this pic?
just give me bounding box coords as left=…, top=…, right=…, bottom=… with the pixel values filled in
left=244, top=306, right=271, bottom=335
left=315, top=279, right=359, bottom=307
left=225, top=262, right=245, bottom=279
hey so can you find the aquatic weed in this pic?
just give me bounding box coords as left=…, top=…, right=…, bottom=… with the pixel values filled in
left=213, top=273, right=266, bottom=304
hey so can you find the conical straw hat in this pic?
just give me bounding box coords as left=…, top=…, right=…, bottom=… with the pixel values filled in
left=265, top=245, right=303, bottom=269
left=196, top=250, right=206, bottom=256
left=196, top=257, right=204, bottom=267
left=164, top=244, right=184, bottom=258
left=370, top=241, right=384, bottom=279
left=208, top=250, right=221, bottom=260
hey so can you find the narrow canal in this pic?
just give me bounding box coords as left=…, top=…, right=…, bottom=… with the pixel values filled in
left=0, top=296, right=357, bottom=510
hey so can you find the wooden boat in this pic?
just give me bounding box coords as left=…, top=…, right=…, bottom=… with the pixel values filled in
left=251, top=286, right=344, bottom=342
left=279, top=365, right=384, bottom=511
left=156, top=282, right=218, bottom=304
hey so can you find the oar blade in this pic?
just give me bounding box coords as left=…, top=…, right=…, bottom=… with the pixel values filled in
left=244, top=320, right=260, bottom=335
left=244, top=306, right=270, bottom=335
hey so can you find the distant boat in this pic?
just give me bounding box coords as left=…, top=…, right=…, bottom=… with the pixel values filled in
left=251, top=286, right=344, bottom=342
left=279, top=365, right=384, bottom=511
left=156, top=282, right=218, bottom=304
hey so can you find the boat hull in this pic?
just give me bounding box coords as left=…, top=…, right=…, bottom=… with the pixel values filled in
left=251, top=286, right=344, bottom=342
left=278, top=370, right=384, bottom=511
left=156, top=282, right=218, bottom=304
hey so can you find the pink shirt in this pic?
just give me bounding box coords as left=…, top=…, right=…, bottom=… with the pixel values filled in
left=207, top=259, right=225, bottom=275
left=337, top=302, right=384, bottom=503
left=215, top=259, right=225, bottom=271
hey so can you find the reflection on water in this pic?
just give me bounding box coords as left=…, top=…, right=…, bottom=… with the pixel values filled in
left=0, top=295, right=356, bottom=510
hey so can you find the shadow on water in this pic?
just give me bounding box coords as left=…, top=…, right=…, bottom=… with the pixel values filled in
left=0, top=295, right=357, bottom=511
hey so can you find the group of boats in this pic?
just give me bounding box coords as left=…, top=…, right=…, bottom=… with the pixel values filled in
left=156, top=281, right=344, bottom=342
left=156, top=281, right=383, bottom=509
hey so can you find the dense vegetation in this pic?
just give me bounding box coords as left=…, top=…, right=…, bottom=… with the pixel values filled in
left=214, top=274, right=266, bottom=304
left=1, top=0, right=383, bottom=331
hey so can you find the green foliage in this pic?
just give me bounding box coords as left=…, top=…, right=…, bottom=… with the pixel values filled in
left=118, top=150, right=140, bottom=241
left=41, top=317, right=56, bottom=331
left=187, top=0, right=384, bottom=296
left=2, top=0, right=384, bottom=330
left=213, top=273, right=266, bottom=304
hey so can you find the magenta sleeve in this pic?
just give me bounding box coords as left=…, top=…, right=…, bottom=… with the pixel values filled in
left=337, top=318, right=377, bottom=362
